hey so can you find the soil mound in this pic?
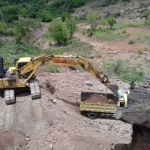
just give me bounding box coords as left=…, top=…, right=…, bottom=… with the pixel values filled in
left=81, top=92, right=117, bottom=104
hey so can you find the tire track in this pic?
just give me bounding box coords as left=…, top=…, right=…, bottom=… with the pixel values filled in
left=3, top=104, right=17, bottom=132
left=30, top=99, right=49, bottom=133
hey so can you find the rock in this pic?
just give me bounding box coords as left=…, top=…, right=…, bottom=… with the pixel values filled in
left=25, top=138, right=30, bottom=141
left=99, top=88, right=103, bottom=91
left=63, top=129, right=68, bottom=132
left=146, top=57, right=150, bottom=61
left=48, top=144, right=53, bottom=150
left=52, top=99, right=57, bottom=103
left=85, top=81, right=93, bottom=86
left=113, top=51, right=117, bottom=54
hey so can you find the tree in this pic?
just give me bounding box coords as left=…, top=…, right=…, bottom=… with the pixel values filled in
left=2, top=5, right=18, bottom=23
left=49, top=21, right=70, bottom=45
left=66, top=17, right=76, bottom=38
left=107, top=17, right=116, bottom=30
left=86, top=11, right=100, bottom=36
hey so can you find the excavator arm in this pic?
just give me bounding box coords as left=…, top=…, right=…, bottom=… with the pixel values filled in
left=18, top=55, right=118, bottom=95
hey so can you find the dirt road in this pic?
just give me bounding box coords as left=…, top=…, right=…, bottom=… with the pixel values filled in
left=0, top=72, right=132, bottom=150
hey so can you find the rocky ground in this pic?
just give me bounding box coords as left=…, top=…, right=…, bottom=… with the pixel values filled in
left=0, top=71, right=132, bottom=150
left=1, top=0, right=150, bottom=149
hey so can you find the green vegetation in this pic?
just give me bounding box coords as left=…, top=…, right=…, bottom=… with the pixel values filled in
left=94, top=28, right=129, bottom=41
left=128, top=39, right=135, bottom=44
left=140, top=11, right=150, bottom=20
left=137, top=49, right=143, bottom=55
left=61, top=12, right=71, bottom=22
left=0, top=22, right=7, bottom=34
left=49, top=17, right=76, bottom=45
left=0, top=0, right=85, bottom=21
left=49, top=22, right=70, bottom=45
left=44, top=38, right=92, bottom=58
left=86, top=11, right=100, bottom=36
left=113, top=12, right=121, bottom=18
left=66, top=17, right=76, bottom=38
left=102, top=59, right=144, bottom=83
left=136, top=31, right=150, bottom=44
left=107, top=18, right=116, bottom=30
left=1, top=36, right=92, bottom=67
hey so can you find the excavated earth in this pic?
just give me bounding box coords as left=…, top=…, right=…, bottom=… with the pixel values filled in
left=0, top=70, right=132, bottom=150
left=119, top=87, right=150, bottom=150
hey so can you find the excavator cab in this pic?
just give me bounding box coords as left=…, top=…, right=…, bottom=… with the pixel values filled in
left=15, top=57, right=32, bottom=70
left=7, top=57, right=32, bottom=75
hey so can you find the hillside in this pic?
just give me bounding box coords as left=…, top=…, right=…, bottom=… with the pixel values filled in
left=0, top=0, right=150, bottom=150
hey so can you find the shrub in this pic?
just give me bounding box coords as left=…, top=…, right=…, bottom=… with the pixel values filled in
left=2, top=5, right=19, bottom=23
left=66, top=17, right=76, bottom=38
left=42, top=16, right=52, bottom=22
left=49, top=21, right=70, bottom=45
left=15, top=33, right=22, bottom=44
left=138, top=49, right=143, bottom=55
left=86, top=11, right=100, bottom=32
left=87, top=29, right=93, bottom=37
left=114, top=12, right=121, bottom=18
left=128, top=40, right=135, bottom=44
left=107, top=17, right=116, bottom=30
left=140, top=12, right=149, bottom=20
left=14, top=21, right=27, bottom=35
left=61, top=12, right=71, bottom=22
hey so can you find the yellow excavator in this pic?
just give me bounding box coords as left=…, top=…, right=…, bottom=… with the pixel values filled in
left=0, top=55, right=127, bottom=112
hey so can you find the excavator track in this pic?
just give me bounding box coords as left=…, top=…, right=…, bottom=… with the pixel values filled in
left=4, top=89, right=16, bottom=105
left=30, top=79, right=41, bottom=100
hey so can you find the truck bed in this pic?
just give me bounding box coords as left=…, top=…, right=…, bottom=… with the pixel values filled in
left=80, top=102, right=116, bottom=113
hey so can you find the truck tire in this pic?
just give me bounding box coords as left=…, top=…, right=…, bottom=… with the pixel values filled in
left=87, top=112, right=98, bottom=119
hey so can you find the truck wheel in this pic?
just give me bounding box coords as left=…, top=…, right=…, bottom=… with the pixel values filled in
left=87, top=112, right=98, bottom=119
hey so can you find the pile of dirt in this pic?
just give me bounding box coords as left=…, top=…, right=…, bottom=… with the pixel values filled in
left=81, top=92, right=117, bottom=104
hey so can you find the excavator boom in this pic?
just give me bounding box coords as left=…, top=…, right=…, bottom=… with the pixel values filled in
left=18, top=55, right=118, bottom=95
left=0, top=55, right=121, bottom=105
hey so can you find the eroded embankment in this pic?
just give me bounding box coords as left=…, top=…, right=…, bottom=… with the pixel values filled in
left=116, top=87, right=150, bottom=150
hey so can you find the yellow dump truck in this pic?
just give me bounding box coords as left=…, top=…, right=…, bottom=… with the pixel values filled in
left=80, top=92, right=128, bottom=119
